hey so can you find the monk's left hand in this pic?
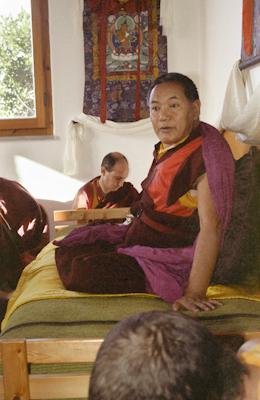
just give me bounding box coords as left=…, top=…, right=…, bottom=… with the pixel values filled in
left=172, top=294, right=222, bottom=312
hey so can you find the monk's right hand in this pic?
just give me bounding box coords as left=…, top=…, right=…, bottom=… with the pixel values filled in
left=172, top=294, right=222, bottom=313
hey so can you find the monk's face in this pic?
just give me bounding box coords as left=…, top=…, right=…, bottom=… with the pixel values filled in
left=149, top=82, right=200, bottom=147
left=101, top=159, right=129, bottom=193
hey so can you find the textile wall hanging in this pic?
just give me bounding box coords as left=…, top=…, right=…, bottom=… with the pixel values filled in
left=240, top=0, right=260, bottom=69
left=83, top=0, right=167, bottom=123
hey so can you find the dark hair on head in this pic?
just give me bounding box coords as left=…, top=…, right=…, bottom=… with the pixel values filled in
left=89, top=311, right=246, bottom=400
left=147, top=72, right=200, bottom=103
left=101, top=152, right=128, bottom=172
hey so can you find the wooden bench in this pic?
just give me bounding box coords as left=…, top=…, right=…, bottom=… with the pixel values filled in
left=53, top=207, right=130, bottom=233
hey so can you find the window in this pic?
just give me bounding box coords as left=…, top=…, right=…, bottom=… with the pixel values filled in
left=0, top=0, right=52, bottom=137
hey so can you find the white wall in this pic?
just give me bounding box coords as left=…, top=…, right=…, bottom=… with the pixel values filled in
left=199, top=0, right=243, bottom=125
left=1, top=0, right=260, bottom=236
left=166, top=0, right=202, bottom=91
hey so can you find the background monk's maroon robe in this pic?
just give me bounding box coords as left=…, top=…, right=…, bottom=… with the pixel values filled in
left=74, top=177, right=140, bottom=209
left=0, top=178, right=50, bottom=290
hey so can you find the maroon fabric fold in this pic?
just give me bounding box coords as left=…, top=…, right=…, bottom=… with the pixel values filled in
left=54, top=223, right=127, bottom=248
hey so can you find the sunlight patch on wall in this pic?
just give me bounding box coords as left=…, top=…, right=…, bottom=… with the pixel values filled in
left=14, top=155, right=83, bottom=202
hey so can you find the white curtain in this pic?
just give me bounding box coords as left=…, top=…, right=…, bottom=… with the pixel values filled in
left=220, top=61, right=260, bottom=144
left=63, top=114, right=156, bottom=191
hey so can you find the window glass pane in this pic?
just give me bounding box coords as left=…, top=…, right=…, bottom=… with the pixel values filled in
left=0, top=0, right=36, bottom=119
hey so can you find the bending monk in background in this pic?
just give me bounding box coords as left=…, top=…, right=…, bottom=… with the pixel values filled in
left=0, top=177, right=49, bottom=291
left=0, top=178, right=49, bottom=321
left=55, top=73, right=235, bottom=312
left=73, top=152, right=140, bottom=209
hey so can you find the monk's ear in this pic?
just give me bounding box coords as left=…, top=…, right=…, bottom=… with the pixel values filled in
left=192, top=99, right=201, bottom=120
left=101, top=166, right=106, bottom=176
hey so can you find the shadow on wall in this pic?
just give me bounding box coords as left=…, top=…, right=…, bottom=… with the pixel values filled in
left=14, top=156, right=84, bottom=239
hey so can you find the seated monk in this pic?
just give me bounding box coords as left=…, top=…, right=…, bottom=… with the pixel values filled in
left=54, top=72, right=235, bottom=312
left=0, top=177, right=49, bottom=294
left=72, top=152, right=140, bottom=209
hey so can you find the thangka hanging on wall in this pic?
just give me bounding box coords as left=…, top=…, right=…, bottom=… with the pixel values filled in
left=240, top=0, right=260, bottom=69
left=83, top=0, right=167, bottom=123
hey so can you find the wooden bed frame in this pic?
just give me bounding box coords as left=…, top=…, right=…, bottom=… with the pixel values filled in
left=1, top=333, right=260, bottom=400
left=0, top=338, right=102, bottom=400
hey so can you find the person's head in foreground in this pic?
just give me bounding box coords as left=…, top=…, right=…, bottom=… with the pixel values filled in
left=148, top=72, right=201, bottom=147
left=89, top=311, right=247, bottom=400
left=99, top=152, right=129, bottom=194
left=238, top=338, right=260, bottom=400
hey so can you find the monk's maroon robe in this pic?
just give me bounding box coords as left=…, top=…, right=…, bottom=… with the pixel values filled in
left=73, top=177, right=140, bottom=209
left=0, top=178, right=49, bottom=290
left=124, top=128, right=205, bottom=248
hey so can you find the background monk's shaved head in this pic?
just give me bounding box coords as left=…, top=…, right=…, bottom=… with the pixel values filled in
left=101, top=152, right=128, bottom=172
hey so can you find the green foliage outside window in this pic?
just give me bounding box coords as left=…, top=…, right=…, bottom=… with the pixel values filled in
left=0, top=9, right=35, bottom=118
